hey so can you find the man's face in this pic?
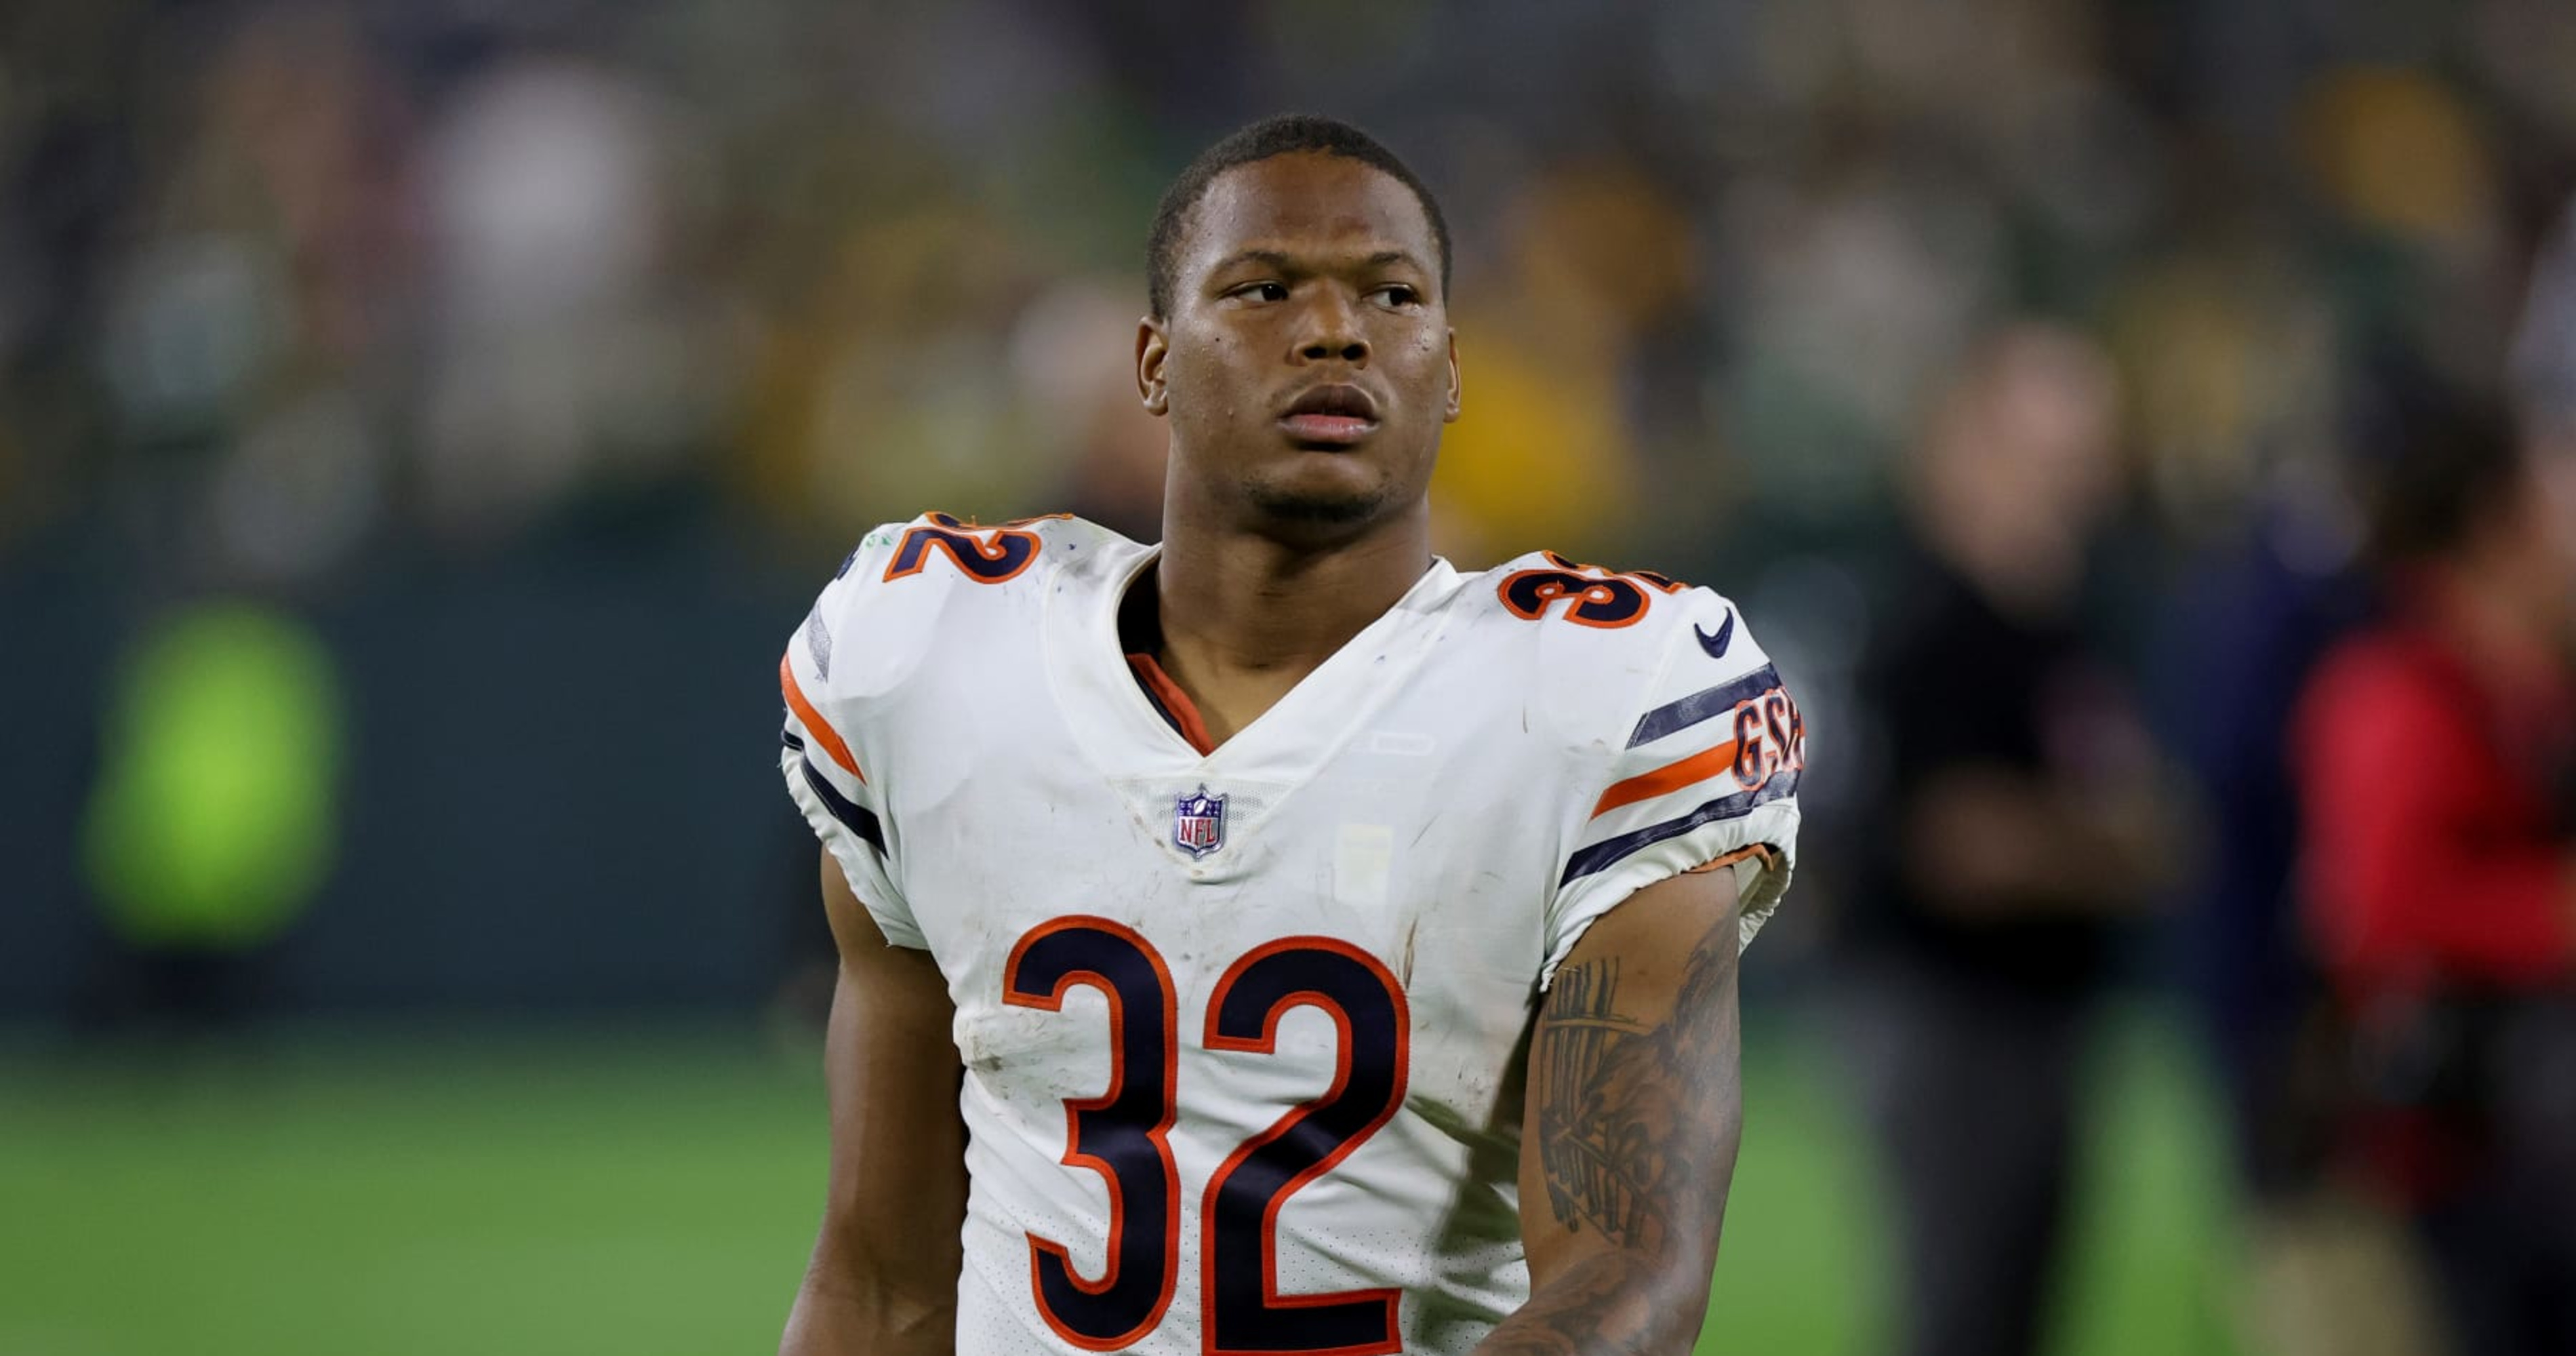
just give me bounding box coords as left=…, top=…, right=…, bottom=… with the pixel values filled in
left=1139, top=153, right=1460, bottom=540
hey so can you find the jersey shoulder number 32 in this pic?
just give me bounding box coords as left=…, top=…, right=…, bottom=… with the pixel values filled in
left=1496, top=551, right=1807, bottom=978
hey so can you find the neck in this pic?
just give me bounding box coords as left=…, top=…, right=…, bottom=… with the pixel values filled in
left=1154, top=505, right=1433, bottom=675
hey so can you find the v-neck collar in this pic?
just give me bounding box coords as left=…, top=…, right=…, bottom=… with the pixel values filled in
left=1049, top=539, right=1464, bottom=781
left=1125, top=652, right=1218, bottom=755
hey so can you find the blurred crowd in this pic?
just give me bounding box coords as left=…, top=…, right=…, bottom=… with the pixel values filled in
left=8, top=0, right=2575, bottom=575
left=13, top=0, right=2576, bottom=1353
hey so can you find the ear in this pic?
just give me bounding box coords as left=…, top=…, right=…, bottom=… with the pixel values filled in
left=1137, top=317, right=1171, bottom=417
left=1443, top=329, right=1462, bottom=423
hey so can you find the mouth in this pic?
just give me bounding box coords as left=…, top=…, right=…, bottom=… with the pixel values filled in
left=1277, top=384, right=1381, bottom=447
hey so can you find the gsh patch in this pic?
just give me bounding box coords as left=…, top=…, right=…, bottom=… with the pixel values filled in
left=1173, top=784, right=1226, bottom=860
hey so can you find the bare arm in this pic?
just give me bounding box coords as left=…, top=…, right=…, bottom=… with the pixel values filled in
left=1474, top=866, right=1746, bottom=1355
left=779, top=849, right=969, bottom=1356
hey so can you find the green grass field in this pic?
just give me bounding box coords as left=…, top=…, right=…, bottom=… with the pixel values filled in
left=1, top=1009, right=2240, bottom=1355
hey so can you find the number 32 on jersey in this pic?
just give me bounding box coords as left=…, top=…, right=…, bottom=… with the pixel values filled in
left=1003, top=917, right=1409, bottom=1355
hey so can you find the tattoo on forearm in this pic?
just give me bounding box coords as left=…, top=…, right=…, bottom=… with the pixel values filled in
left=1534, top=958, right=1655, bottom=1243
left=1471, top=1255, right=1658, bottom=1356
left=1472, top=910, right=1742, bottom=1355
left=1533, top=913, right=1742, bottom=1257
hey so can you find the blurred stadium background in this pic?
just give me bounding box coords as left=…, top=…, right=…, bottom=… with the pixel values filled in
left=7, top=0, right=2575, bottom=1351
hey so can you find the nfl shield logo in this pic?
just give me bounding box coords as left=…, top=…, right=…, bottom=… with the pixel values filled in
left=1173, top=785, right=1226, bottom=860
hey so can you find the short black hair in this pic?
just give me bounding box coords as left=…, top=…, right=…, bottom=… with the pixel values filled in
left=1146, top=114, right=1451, bottom=319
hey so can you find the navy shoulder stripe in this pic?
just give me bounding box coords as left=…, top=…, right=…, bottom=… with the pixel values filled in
left=1560, top=769, right=1798, bottom=884
left=799, top=756, right=885, bottom=853
left=1627, top=662, right=1782, bottom=749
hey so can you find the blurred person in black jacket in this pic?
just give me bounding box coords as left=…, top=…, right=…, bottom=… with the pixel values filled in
left=1843, top=323, right=2174, bottom=1356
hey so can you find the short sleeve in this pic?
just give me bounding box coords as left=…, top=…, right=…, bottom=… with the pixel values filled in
left=1542, top=591, right=1805, bottom=986
left=778, top=538, right=923, bottom=950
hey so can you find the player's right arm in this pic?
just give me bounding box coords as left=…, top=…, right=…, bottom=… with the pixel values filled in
left=777, top=521, right=972, bottom=1354
left=778, top=849, right=967, bottom=1356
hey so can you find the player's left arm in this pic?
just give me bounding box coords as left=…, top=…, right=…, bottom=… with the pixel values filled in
left=1474, top=865, right=1743, bottom=1356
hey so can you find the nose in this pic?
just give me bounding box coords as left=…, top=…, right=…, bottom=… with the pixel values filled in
left=1295, top=291, right=1369, bottom=366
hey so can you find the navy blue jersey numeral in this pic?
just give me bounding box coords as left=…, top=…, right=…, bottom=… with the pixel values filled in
left=1001, top=925, right=1412, bottom=1354
left=1497, top=567, right=1652, bottom=628
left=884, top=513, right=1043, bottom=584
left=1002, top=919, right=1181, bottom=1351
left=1202, top=940, right=1410, bottom=1355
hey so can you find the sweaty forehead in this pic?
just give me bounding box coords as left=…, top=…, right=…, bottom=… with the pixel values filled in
left=1182, top=153, right=1437, bottom=274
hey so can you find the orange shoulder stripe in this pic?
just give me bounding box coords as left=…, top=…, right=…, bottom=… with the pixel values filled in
left=779, top=652, right=863, bottom=782
left=1685, top=843, right=1775, bottom=875
left=1590, top=739, right=1737, bottom=818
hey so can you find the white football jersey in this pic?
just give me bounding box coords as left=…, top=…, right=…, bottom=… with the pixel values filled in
left=778, top=513, right=1803, bottom=1355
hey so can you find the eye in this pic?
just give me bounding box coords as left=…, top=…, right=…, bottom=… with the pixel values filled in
left=1231, top=281, right=1289, bottom=303
left=1369, top=284, right=1422, bottom=308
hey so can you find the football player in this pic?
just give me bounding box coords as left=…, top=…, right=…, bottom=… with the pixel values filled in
left=777, top=115, right=1803, bottom=1356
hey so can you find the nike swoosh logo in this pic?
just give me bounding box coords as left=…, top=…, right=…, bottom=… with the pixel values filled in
left=1695, top=610, right=1736, bottom=659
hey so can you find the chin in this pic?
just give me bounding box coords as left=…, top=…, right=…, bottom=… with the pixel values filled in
left=1247, top=451, right=1411, bottom=525
left=1241, top=463, right=1397, bottom=528
left=1248, top=488, right=1389, bottom=526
